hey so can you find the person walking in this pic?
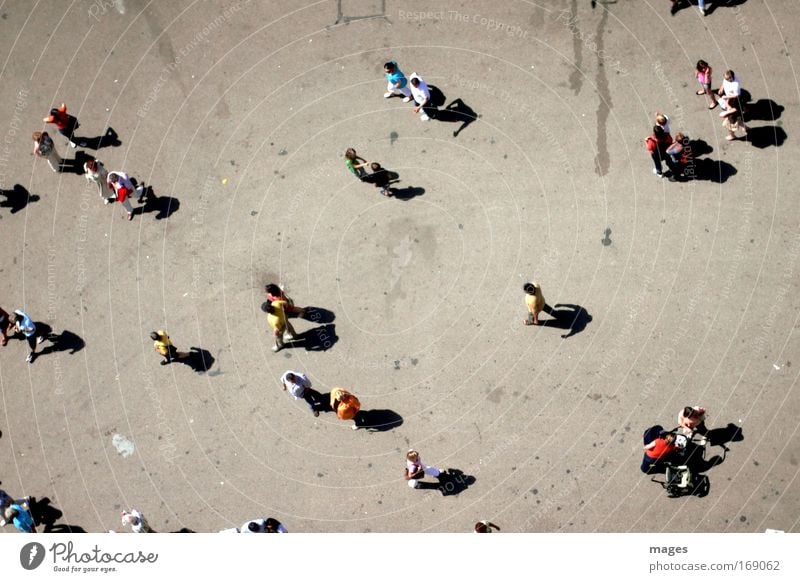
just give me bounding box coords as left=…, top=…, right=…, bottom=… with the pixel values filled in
left=84, top=157, right=114, bottom=203
left=265, top=284, right=305, bottom=317
left=718, top=70, right=742, bottom=117
left=404, top=449, right=443, bottom=488
left=645, top=125, right=673, bottom=178
left=722, top=106, right=749, bottom=141
left=150, top=330, right=187, bottom=365
left=409, top=73, right=433, bottom=121
left=522, top=282, right=554, bottom=326
left=10, top=309, right=44, bottom=363
left=695, top=60, right=717, bottom=109
left=329, top=387, right=361, bottom=429
left=42, top=103, right=79, bottom=148
left=0, top=490, right=31, bottom=527
left=262, top=300, right=297, bottom=352
left=0, top=305, right=10, bottom=346
left=281, top=370, right=323, bottom=417
left=383, top=61, right=412, bottom=101
left=344, top=148, right=369, bottom=180
left=107, top=171, right=135, bottom=220
left=32, top=131, right=62, bottom=172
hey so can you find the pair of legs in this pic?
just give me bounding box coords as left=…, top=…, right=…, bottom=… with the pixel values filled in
left=414, top=100, right=436, bottom=122
left=524, top=304, right=555, bottom=326
left=299, top=387, right=323, bottom=417
left=58, top=119, right=79, bottom=148
left=24, top=333, right=44, bottom=363
left=408, top=464, right=442, bottom=488
left=119, top=197, right=134, bottom=220
left=160, top=344, right=189, bottom=365
left=697, top=82, right=717, bottom=108
left=272, top=321, right=298, bottom=352
left=385, top=82, right=411, bottom=101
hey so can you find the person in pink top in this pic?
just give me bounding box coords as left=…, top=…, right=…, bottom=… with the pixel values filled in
left=695, top=60, right=717, bottom=109
left=678, top=406, right=708, bottom=435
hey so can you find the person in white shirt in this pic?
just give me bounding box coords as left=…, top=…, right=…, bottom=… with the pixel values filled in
left=404, top=449, right=442, bottom=488
left=718, top=70, right=741, bottom=116
left=409, top=74, right=433, bottom=121
left=281, top=371, right=323, bottom=417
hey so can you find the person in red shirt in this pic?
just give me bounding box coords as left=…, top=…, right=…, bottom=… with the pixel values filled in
left=641, top=430, right=678, bottom=473
left=107, top=171, right=135, bottom=221
left=645, top=125, right=673, bottom=178
left=43, top=103, right=79, bottom=148
left=264, top=284, right=305, bottom=317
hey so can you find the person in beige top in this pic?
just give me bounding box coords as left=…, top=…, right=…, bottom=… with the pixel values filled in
left=522, top=281, right=553, bottom=326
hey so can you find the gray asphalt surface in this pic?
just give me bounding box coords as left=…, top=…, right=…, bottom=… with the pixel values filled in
left=0, top=0, right=798, bottom=533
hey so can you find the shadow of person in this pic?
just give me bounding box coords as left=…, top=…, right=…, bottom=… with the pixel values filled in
left=137, top=185, right=180, bottom=219
left=170, top=527, right=196, bottom=533
left=427, top=85, right=447, bottom=108
left=706, top=423, right=744, bottom=447
left=289, top=324, right=338, bottom=352
left=59, top=150, right=92, bottom=175
left=746, top=125, right=787, bottom=149
left=434, top=98, right=479, bottom=137
left=436, top=468, right=476, bottom=497
left=301, top=306, right=336, bottom=324
left=28, top=497, right=63, bottom=530
left=0, top=184, right=40, bottom=214
left=390, top=186, right=425, bottom=201
left=45, top=523, right=88, bottom=533
left=744, top=99, right=784, bottom=122
left=178, top=347, right=215, bottom=373
left=39, top=329, right=85, bottom=356
left=539, top=304, right=593, bottom=338
left=74, top=127, right=122, bottom=150
left=353, top=409, right=403, bottom=432
left=687, top=139, right=713, bottom=157
left=705, top=0, right=748, bottom=16
left=691, top=158, right=738, bottom=182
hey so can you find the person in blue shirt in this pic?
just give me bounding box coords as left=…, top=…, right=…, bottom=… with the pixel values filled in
left=383, top=61, right=412, bottom=101
left=4, top=503, right=36, bottom=533
left=11, top=309, right=44, bottom=363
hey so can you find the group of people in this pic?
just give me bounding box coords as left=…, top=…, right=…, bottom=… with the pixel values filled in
left=31, top=103, right=142, bottom=220
left=641, top=406, right=708, bottom=473
left=646, top=62, right=748, bottom=181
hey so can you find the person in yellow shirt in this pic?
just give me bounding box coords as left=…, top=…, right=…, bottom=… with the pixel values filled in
left=261, top=301, right=297, bottom=352
left=150, top=330, right=187, bottom=365
left=522, top=281, right=553, bottom=326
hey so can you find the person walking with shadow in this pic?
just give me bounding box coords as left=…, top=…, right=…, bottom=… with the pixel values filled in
left=474, top=520, right=500, bottom=533
left=281, top=370, right=323, bottom=417
left=330, top=387, right=361, bottom=430
left=404, top=449, right=443, bottom=489
left=344, top=148, right=370, bottom=180
left=84, top=157, right=114, bottom=203
left=262, top=300, right=297, bottom=352
left=43, top=103, right=79, bottom=148
left=383, top=61, right=412, bottom=101
left=107, top=171, right=136, bottom=221
left=265, top=284, right=306, bottom=318
left=150, top=330, right=188, bottom=365
left=10, top=309, right=45, bottom=363
left=522, top=282, right=554, bottom=326
left=410, top=73, right=434, bottom=121
left=32, top=131, right=62, bottom=173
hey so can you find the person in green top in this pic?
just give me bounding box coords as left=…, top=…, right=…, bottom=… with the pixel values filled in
left=344, top=148, right=369, bottom=179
